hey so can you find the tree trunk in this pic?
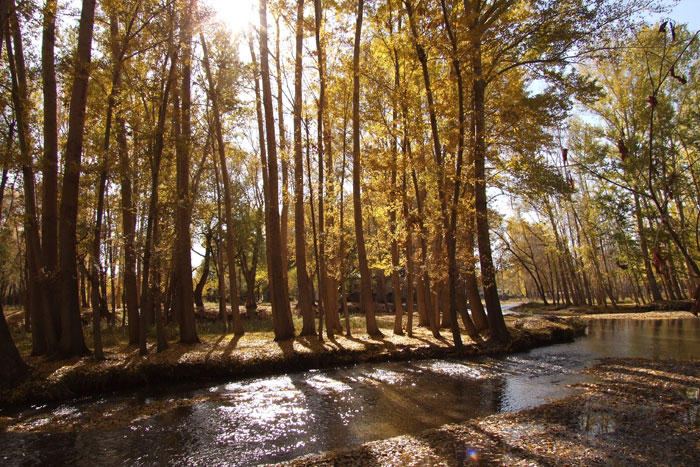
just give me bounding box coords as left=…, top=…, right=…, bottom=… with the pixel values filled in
left=4, top=6, right=57, bottom=357
left=293, top=0, right=316, bottom=336
left=139, top=47, right=179, bottom=354
left=174, top=0, right=199, bottom=344
left=41, top=0, right=60, bottom=336
left=352, top=0, right=382, bottom=337
left=201, top=34, right=240, bottom=335
left=57, top=0, right=96, bottom=356
left=259, top=0, right=295, bottom=340
left=248, top=36, right=275, bottom=314
left=471, top=33, right=509, bottom=342
left=275, top=16, right=290, bottom=294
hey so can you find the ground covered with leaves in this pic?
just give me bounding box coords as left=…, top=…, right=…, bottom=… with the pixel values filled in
left=0, top=309, right=582, bottom=409
left=277, top=358, right=700, bottom=466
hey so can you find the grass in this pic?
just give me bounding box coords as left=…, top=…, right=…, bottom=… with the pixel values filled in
left=6, top=303, right=403, bottom=356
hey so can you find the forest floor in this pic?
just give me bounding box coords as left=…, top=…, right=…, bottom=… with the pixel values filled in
left=509, top=299, right=695, bottom=318
left=277, top=357, right=700, bottom=466
left=0, top=305, right=582, bottom=409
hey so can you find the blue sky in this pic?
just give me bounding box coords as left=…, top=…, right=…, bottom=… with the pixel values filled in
left=665, top=0, right=700, bottom=31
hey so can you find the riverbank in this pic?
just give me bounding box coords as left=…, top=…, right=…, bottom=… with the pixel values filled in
left=278, top=357, right=700, bottom=466
left=0, top=315, right=583, bottom=410
left=510, top=300, right=696, bottom=318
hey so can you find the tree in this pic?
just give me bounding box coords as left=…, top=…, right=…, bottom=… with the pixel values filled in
left=352, top=0, right=382, bottom=337
left=201, top=32, right=242, bottom=335
left=293, top=0, right=316, bottom=336
left=259, top=0, right=295, bottom=340
left=173, top=0, right=199, bottom=344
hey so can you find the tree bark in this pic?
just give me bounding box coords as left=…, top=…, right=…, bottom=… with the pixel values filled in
left=57, top=0, right=96, bottom=356
left=4, top=4, right=57, bottom=357
left=259, top=0, right=295, bottom=340
left=174, top=0, right=199, bottom=344
left=471, top=31, right=509, bottom=342
left=352, top=0, right=382, bottom=337
left=293, top=0, right=316, bottom=336
left=41, top=0, right=60, bottom=336
left=201, top=33, right=240, bottom=335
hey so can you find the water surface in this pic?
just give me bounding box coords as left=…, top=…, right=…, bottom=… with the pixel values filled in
left=1, top=317, right=698, bottom=466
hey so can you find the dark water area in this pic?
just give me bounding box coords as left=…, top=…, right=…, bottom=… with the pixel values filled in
left=1, top=318, right=699, bottom=466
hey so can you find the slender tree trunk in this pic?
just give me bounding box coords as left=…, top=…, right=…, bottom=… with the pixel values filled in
left=389, top=18, right=403, bottom=336
left=471, top=33, right=509, bottom=342
left=352, top=0, right=382, bottom=337
left=313, top=0, right=333, bottom=338
left=41, top=0, right=60, bottom=336
left=174, top=0, right=199, bottom=344
left=139, top=48, right=179, bottom=354
left=248, top=36, right=275, bottom=312
left=259, top=0, right=295, bottom=340
left=275, top=16, right=290, bottom=293
left=293, top=0, right=316, bottom=336
left=56, top=0, right=96, bottom=356
left=201, top=34, right=240, bottom=335
left=5, top=6, right=56, bottom=356
left=214, top=164, right=228, bottom=324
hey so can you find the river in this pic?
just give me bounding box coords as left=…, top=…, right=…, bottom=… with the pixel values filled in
left=1, top=317, right=698, bottom=466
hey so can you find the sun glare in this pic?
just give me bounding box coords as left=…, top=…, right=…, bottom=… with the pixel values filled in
left=207, top=0, right=259, bottom=35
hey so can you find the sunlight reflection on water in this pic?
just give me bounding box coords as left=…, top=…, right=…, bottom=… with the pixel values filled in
left=2, top=318, right=699, bottom=466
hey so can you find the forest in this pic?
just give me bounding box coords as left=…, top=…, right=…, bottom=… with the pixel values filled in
left=1, top=0, right=699, bottom=388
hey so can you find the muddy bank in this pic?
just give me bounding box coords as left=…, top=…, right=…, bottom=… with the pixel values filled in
left=0, top=316, right=583, bottom=409
left=278, top=357, right=700, bottom=466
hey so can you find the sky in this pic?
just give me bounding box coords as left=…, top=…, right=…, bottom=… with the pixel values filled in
left=666, top=0, right=700, bottom=31
left=207, top=0, right=700, bottom=37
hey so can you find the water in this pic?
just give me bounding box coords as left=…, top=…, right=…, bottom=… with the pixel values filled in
left=1, top=318, right=699, bottom=466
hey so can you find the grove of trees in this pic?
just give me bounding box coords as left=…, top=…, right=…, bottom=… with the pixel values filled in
left=1, top=0, right=698, bottom=383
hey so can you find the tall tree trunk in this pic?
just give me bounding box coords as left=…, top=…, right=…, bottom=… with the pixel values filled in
left=213, top=160, right=228, bottom=324
left=339, top=100, right=351, bottom=337
left=139, top=48, right=179, bottom=354
left=174, top=0, right=198, bottom=344
left=471, top=32, right=509, bottom=342
left=248, top=35, right=275, bottom=313
left=116, top=43, right=139, bottom=345
left=293, top=0, right=316, bottom=336
left=313, top=0, right=333, bottom=338
left=306, top=118, right=324, bottom=339
left=41, top=0, right=60, bottom=336
left=275, top=15, right=290, bottom=294
left=90, top=174, right=107, bottom=360
left=57, top=0, right=96, bottom=356
left=389, top=15, right=403, bottom=336
left=259, top=0, right=295, bottom=340
left=4, top=4, right=57, bottom=356
left=352, top=0, right=382, bottom=337
left=201, top=34, right=240, bottom=335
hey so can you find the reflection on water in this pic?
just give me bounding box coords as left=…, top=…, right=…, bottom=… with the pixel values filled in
left=1, top=318, right=698, bottom=466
